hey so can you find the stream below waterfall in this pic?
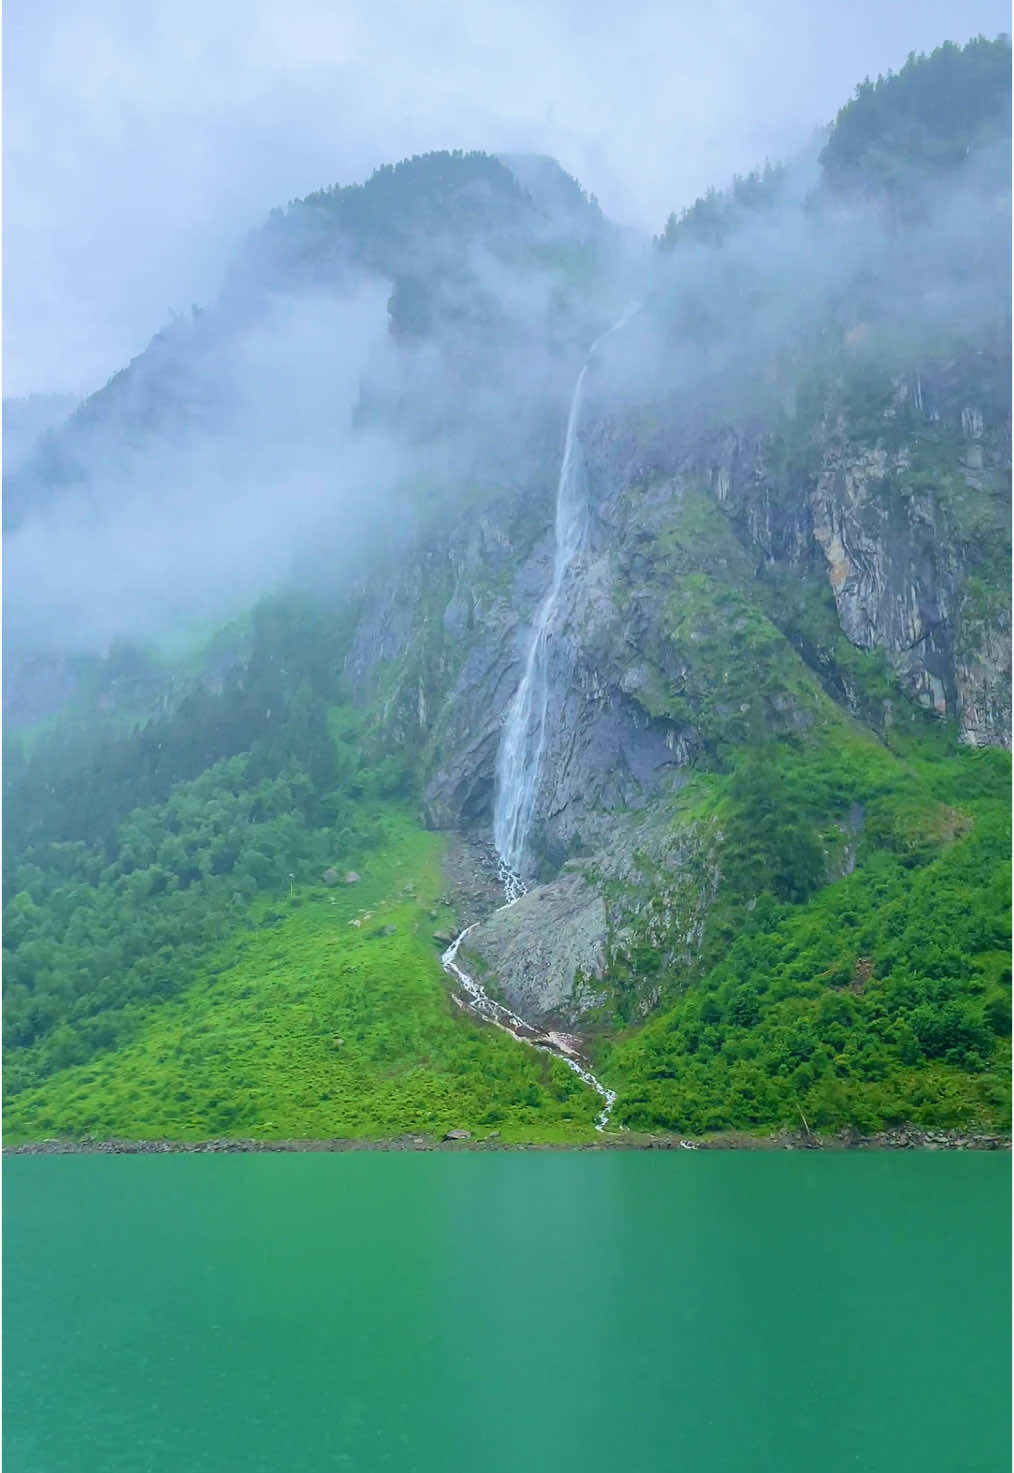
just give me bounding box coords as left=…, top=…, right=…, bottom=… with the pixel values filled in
left=440, top=865, right=617, bottom=1130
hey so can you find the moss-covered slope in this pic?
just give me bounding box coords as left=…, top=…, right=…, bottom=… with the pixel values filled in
left=3, top=810, right=601, bottom=1145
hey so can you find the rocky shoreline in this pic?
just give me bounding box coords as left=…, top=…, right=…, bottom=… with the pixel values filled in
left=5, top=1127, right=1010, bottom=1155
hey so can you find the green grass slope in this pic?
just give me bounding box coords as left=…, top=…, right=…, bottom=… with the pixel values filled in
left=3, top=812, right=601, bottom=1145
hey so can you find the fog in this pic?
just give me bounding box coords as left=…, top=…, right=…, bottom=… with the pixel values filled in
left=2, top=183, right=614, bottom=653
left=5, top=0, right=1008, bottom=397
left=2, top=12, right=1009, bottom=687
left=3, top=287, right=400, bottom=648
left=595, top=134, right=1011, bottom=432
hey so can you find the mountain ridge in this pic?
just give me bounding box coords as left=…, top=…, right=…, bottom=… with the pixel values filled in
left=3, top=37, right=1010, bottom=1142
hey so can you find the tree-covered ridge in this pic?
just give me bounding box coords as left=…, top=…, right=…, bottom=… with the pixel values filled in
left=2, top=717, right=412, bottom=1098
left=242, top=152, right=527, bottom=294
left=604, top=745, right=1010, bottom=1136
left=655, top=164, right=788, bottom=253
left=3, top=601, right=361, bottom=858
left=4, top=755, right=353, bottom=1090
left=238, top=148, right=608, bottom=329
left=819, top=36, right=1012, bottom=197
left=657, top=37, right=1011, bottom=258
left=283, top=149, right=604, bottom=257
left=1, top=597, right=414, bottom=1096
left=296, top=151, right=531, bottom=241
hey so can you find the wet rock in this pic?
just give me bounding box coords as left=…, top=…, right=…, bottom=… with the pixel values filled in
left=457, top=870, right=608, bottom=1026
left=440, top=834, right=507, bottom=930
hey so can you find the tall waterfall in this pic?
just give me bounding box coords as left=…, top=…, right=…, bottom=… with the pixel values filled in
left=493, top=306, right=639, bottom=878
left=441, top=307, right=639, bottom=1131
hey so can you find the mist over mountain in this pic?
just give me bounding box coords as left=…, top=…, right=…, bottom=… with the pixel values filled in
left=3, top=151, right=629, bottom=660
left=6, top=44, right=1009, bottom=667
left=3, top=38, right=1010, bottom=1146
left=1, top=396, right=80, bottom=477
left=11, top=0, right=1008, bottom=402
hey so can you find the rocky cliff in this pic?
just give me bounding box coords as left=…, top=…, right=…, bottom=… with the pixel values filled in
left=342, top=320, right=1009, bottom=1026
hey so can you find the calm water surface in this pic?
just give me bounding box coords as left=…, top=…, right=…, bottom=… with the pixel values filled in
left=3, top=1152, right=1009, bottom=1472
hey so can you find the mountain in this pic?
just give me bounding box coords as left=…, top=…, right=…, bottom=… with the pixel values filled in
left=1, top=394, right=78, bottom=476
left=3, top=38, right=1010, bottom=1145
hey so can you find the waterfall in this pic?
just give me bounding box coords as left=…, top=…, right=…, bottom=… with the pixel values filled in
left=437, top=309, right=641, bottom=1131
left=493, top=305, right=639, bottom=879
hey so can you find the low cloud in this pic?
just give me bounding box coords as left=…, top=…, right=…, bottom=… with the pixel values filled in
left=5, top=0, right=1008, bottom=395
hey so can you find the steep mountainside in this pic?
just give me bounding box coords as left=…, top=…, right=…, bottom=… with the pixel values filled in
left=3, top=40, right=1010, bottom=1143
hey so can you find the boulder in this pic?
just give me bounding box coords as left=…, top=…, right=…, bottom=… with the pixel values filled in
left=442, top=1129, right=472, bottom=1142
left=344, top=871, right=361, bottom=885
left=322, top=867, right=340, bottom=886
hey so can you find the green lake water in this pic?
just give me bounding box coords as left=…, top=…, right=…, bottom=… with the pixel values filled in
left=3, top=1152, right=1009, bottom=1472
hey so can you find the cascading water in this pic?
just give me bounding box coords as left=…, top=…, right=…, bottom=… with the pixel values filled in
left=494, top=304, right=640, bottom=880
left=438, top=308, right=639, bottom=1131
left=492, top=361, right=591, bottom=879
left=441, top=921, right=616, bottom=1131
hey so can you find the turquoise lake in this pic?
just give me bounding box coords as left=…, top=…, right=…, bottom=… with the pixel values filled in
left=3, top=1152, right=1010, bottom=1471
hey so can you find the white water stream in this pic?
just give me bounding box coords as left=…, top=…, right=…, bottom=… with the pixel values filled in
left=440, top=310, right=640, bottom=1131
left=440, top=873, right=617, bottom=1132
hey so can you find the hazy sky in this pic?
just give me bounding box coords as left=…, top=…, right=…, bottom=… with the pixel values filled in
left=4, top=0, right=1009, bottom=398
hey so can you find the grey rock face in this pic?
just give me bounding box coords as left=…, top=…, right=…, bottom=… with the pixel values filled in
left=421, top=513, right=684, bottom=861
left=458, top=871, right=608, bottom=1025
left=955, top=613, right=1013, bottom=747
left=809, top=441, right=954, bottom=716
left=421, top=590, right=524, bottom=828
left=348, top=394, right=1008, bottom=854
left=622, top=411, right=1010, bottom=748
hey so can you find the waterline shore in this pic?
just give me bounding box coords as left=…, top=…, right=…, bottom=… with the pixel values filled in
left=5, top=1128, right=1009, bottom=1154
